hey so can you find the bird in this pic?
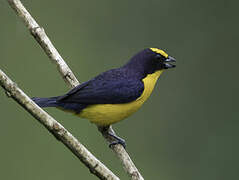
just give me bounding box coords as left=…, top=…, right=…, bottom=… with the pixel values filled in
left=32, top=48, right=176, bottom=148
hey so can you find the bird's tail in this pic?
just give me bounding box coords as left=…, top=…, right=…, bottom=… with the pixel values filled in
left=32, top=96, right=59, bottom=107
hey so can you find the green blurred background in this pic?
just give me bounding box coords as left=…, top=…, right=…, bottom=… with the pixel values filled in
left=0, top=0, right=238, bottom=179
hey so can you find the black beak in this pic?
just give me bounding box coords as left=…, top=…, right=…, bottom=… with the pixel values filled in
left=164, top=56, right=176, bottom=69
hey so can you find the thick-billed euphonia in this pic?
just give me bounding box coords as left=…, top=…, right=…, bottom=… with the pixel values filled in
left=32, top=48, right=176, bottom=147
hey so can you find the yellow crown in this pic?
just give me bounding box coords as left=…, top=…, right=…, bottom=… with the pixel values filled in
left=150, top=48, right=168, bottom=58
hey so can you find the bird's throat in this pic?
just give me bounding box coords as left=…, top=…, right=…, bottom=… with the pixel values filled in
left=137, top=70, right=163, bottom=101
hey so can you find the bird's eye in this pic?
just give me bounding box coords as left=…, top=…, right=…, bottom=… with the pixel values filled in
left=155, top=54, right=162, bottom=60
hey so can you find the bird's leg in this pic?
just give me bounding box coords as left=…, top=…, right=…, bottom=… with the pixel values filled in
left=108, top=131, right=126, bottom=149
left=98, top=125, right=126, bottom=149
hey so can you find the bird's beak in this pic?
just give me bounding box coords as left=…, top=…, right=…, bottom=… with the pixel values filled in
left=164, top=56, right=176, bottom=69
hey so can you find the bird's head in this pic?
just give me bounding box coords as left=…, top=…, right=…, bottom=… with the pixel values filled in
left=124, top=48, right=176, bottom=77
left=149, top=48, right=176, bottom=70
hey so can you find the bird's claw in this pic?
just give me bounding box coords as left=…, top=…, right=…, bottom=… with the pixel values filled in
left=108, top=131, right=126, bottom=149
left=109, top=139, right=126, bottom=149
left=98, top=126, right=126, bottom=149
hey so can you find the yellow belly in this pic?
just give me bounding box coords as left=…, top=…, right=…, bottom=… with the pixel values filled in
left=78, top=70, right=163, bottom=126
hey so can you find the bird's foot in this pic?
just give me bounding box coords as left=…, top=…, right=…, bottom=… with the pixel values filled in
left=98, top=126, right=126, bottom=149
left=108, top=132, right=126, bottom=149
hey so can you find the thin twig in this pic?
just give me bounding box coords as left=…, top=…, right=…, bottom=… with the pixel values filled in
left=0, top=69, right=119, bottom=180
left=7, top=0, right=144, bottom=179
left=100, top=127, right=144, bottom=180
left=7, top=0, right=79, bottom=88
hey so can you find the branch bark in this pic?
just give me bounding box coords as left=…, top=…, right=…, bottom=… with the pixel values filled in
left=7, top=0, right=79, bottom=88
left=0, top=69, right=119, bottom=180
left=100, top=127, right=144, bottom=180
left=7, top=0, right=144, bottom=179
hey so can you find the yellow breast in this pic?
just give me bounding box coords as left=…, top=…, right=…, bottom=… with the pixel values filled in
left=78, top=70, right=163, bottom=126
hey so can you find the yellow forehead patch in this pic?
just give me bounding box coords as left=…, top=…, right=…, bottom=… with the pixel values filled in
left=150, top=48, right=168, bottom=58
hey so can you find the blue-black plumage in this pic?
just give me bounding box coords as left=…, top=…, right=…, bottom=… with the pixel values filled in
left=32, top=48, right=176, bottom=125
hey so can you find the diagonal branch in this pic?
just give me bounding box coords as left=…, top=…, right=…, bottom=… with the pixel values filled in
left=7, top=0, right=79, bottom=88
left=0, top=69, right=119, bottom=180
left=7, top=0, right=144, bottom=179
left=100, top=127, right=144, bottom=180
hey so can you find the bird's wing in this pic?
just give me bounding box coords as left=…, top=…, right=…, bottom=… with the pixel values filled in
left=57, top=78, right=144, bottom=104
